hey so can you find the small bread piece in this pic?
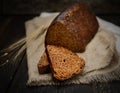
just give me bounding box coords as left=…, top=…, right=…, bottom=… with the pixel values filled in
left=45, top=3, right=99, bottom=52
left=37, top=51, right=50, bottom=74
left=46, top=45, right=85, bottom=81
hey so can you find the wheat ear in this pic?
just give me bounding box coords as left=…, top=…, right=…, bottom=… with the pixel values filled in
left=0, top=23, right=50, bottom=67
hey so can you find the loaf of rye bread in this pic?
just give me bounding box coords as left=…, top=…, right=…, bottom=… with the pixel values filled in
left=46, top=45, right=85, bottom=81
left=45, top=3, right=99, bottom=52
left=38, top=3, right=99, bottom=78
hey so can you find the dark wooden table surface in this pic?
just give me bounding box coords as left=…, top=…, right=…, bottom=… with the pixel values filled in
left=0, top=1, right=120, bottom=93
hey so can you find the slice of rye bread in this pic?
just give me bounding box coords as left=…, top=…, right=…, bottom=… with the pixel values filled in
left=46, top=45, right=85, bottom=81
left=37, top=51, right=50, bottom=74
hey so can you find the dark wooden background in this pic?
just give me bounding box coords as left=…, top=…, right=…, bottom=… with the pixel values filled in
left=0, top=0, right=120, bottom=93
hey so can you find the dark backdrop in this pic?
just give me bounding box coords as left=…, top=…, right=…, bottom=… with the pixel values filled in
left=1, top=0, right=120, bottom=15
left=0, top=1, right=120, bottom=93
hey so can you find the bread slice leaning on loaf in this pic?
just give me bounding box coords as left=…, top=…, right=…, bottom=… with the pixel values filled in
left=46, top=45, right=85, bottom=81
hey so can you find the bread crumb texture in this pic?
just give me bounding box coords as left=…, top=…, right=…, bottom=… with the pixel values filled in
left=47, top=45, right=85, bottom=81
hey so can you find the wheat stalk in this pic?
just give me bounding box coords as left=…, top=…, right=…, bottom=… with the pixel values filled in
left=0, top=23, right=50, bottom=67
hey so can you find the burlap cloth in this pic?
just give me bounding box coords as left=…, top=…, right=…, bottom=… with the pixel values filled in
left=25, top=12, right=120, bottom=86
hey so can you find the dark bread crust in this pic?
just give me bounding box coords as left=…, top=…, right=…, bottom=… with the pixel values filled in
left=37, top=51, right=50, bottom=74
left=45, top=3, right=99, bottom=52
